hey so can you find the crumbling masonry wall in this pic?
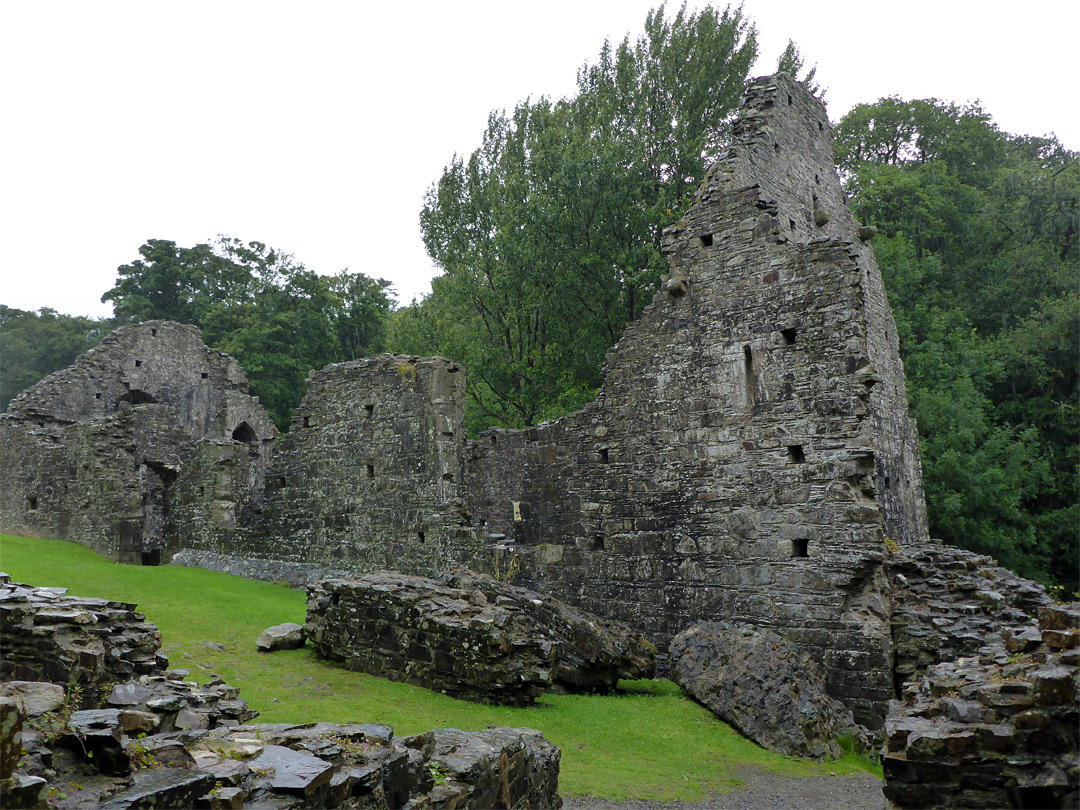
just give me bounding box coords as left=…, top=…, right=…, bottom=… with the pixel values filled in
left=2, top=75, right=930, bottom=732
left=171, top=356, right=492, bottom=582
left=0, top=321, right=276, bottom=563
left=461, top=75, right=928, bottom=728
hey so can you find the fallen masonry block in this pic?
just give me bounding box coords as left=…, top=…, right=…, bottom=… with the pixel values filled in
left=671, top=621, right=868, bottom=759
left=305, top=569, right=655, bottom=705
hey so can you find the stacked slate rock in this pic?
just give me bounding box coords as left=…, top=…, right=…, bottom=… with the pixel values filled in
left=670, top=621, right=868, bottom=759
left=0, top=575, right=167, bottom=696
left=883, top=602, right=1079, bottom=809
left=2, top=680, right=562, bottom=810
left=306, top=569, right=656, bottom=705
left=887, top=544, right=1051, bottom=684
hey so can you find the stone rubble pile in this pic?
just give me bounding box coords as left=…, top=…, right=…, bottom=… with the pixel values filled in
left=670, top=621, right=869, bottom=759
left=0, top=574, right=167, bottom=697
left=887, top=543, right=1051, bottom=684
left=306, top=569, right=656, bottom=706
left=1, top=678, right=562, bottom=809
left=883, top=602, right=1079, bottom=808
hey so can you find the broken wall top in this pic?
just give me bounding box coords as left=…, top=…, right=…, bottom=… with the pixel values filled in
left=4, top=320, right=277, bottom=445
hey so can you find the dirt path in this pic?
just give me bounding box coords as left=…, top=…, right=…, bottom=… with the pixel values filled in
left=562, top=767, right=884, bottom=810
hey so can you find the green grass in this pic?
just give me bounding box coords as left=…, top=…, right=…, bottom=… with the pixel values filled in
left=0, top=533, right=881, bottom=799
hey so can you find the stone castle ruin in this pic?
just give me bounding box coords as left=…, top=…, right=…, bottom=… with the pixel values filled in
left=0, top=74, right=946, bottom=734
left=0, top=323, right=276, bottom=564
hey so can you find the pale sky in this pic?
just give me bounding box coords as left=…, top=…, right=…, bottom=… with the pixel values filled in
left=2, top=1, right=1077, bottom=319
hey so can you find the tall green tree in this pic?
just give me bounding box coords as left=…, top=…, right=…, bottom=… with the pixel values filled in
left=837, top=98, right=1078, bottom=589
left=0, top=307, right=113, bottom=411
left=414, top=3, right=760, bottom=433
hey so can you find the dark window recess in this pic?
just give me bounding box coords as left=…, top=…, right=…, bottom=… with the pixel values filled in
left=818, top=121, right=824, bottom=131
left=141, top=549, right=161, bottom=566
left=774, top=142, right=780, bottom=153
left=417, top=531, right=426, bottom=543
left=788, top=445, right=806, bottom=463
left=366, top=464, right=375, bottom=479
left=201, top=372, right=208, bottom=379
left=788, top=94, right=793, bottom=105
left=442, top=472, right=454, bottom=482
left=120, top=390, right=157, bottom=405
left=151, top=328, right=157, bottom=336
left=26, top=496, right=38, bottom=510
left=491, top=435, right=498, bottom=446
left=591, top=535, right=605, bottom=551
left=197, top=486, right=205, bottom=497
left=743, top=345, right=756, bottom=405
left=792, top=538, right=809, bottom=557
left=699, top=233, right=714, bottom=247
left=232, top=422, right=257, bottom=443
left=365, top=404, right=375, bottom=417
left=781, top=328, right=797, bottom=345
left=599, top=448, right=610, bottom=464
left=134, top=360, right=142, bottom=367
left=789, top=219, right=796, bottom=231
left=302, top=416, right=310, bottom=428
left=95, top=392, right=102, bottom=400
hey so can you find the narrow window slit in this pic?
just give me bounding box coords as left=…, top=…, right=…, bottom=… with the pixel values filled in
left=781, top=327, right=797, bottom=345
left=792, top=538, right=809, bottom=557
left=699, top=233, right=713, bottom=247
left=788, top=445, right=806, bottom=463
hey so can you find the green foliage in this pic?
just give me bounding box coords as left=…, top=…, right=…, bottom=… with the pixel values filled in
left=2, top=533, right=877, bottom=800
left=410, top=3, right=761, bottom=434
left=0, top=306, right=113, bottom=411
left=837, top=98, right=1079, bottom=589
left=101, top=236, right=394, bottom=429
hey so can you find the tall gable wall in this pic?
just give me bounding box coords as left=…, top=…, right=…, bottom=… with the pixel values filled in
left=0, top=321, right=276, bottom=562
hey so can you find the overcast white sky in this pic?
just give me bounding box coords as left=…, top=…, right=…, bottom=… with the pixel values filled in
left=2, top=1, right=1077, bottom=319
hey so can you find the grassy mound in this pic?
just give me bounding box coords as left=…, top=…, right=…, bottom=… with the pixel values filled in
left=0, top=533, right=881, bottom=799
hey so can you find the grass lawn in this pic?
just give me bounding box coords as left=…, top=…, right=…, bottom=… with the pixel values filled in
left=0, top=533, right=881, bottom=800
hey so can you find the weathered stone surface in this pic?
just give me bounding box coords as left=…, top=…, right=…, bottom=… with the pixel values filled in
left=0, top=577, right=165, bottom=695
left=0, top=773, right=47, bottom=808
left=104, top=673, right=257, bottom=731
left=306, top=569, right=655, bottom=705
left=4, top=665, right=564, bottom=810
left=0, top=322, right=277, bottom=566
left=671, top=622, right=866, bottom=758
left=97, top=767, right=218, bottom=809
left=0, top=695, right=22, bottom=779
left=257, top=622, right=306, bottom=652
left=883, top=603, right=1079, bottom=809
left=402, top=727, right=562, bottom=810
left=0, top=681, right=65, bottom=719
left=2, top=74, right=932, bottom=731
left=886, top=543, right=1052, bottom=684
left=168, top=74, right=924, bottom=730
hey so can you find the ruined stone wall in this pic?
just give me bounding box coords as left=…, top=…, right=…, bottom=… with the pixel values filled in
left=0, top=322, right=276, bottom=563
left=180, top=356, right=491, bottom=579
left=462, top=75, right=926, bottom=728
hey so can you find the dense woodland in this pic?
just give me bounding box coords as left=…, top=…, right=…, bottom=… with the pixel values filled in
left=1, top=5, right=1075, bottom=590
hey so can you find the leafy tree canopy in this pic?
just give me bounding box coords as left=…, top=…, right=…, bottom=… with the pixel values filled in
left=407, top=3, right=783, bottom=433
left=100, top=236, right=394, bottom=429
left=837, top=98, right=1078, bottom=590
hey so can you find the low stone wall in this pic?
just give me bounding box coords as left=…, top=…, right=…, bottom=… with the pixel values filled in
left=0, top=575, right=166, bottom=699
left=883, top=602, right=1079, bottom=809
left=170, top=548, right=349, bottom=587
left=306, top=570, right=655, bottom=705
